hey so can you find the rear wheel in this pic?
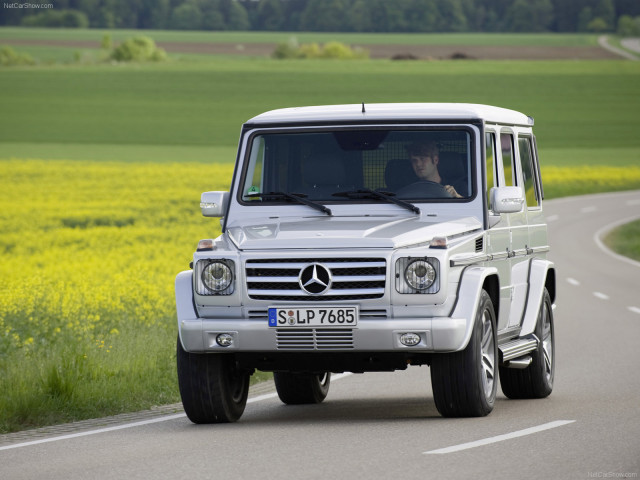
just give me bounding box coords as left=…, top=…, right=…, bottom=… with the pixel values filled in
left=274, top=372, right=331, bottom=405
left=500, top=288, right=555, bottom=399
left=430, top=290, right=498, bottom=417
left=177, top=337, right=250, bottom=423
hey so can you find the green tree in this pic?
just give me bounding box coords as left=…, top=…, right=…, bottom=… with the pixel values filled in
left=617, top=15, right=640, bottom=36
left=437, top=0, right=468, bottom=32
left=256, top=0, right=284, bottom=31
left=587, top=17, right=609, bottom=32
left=300, top=0, right=349, bottom=32
left=348, top=0, right=373, bottom=32
left=505, top=0, right=553, bottom=32
left=225, top=0, right=250, bottom=30
left=593, top=0, right=615, bottom=30
left=577, top=7, right=593, bottom=32
left=170, top=1, right=203, bottom=30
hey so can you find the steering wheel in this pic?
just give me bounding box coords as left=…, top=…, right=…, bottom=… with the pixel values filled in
left=396, top=180, right=453, bottom=198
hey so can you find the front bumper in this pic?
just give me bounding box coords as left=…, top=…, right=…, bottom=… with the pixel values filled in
left=177, top=271, right=469, bottom=354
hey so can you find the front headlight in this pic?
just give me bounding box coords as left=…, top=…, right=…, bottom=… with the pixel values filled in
left=196, top=259, right=235, bottom=295
left=405, top=259, right=436, bottom=291
left=395, top=257, right=440, bottom=294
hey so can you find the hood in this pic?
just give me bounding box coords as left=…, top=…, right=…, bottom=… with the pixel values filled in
left=226, top=215, right=481, bottom=250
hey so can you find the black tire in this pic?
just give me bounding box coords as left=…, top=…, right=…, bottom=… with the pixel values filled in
left=500, top=288, right=555, bottom=399
left=176, top=337, right=250, bottom=424
left=274, top=372, right=331, bottom=405
left=430, top=290, right=498, bottom=417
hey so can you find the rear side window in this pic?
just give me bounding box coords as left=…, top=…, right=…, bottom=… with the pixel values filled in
left=500, top=133, right=515, bottom=187
left=518, top=136, right=540, bottom=207
left=485, top=132, right=496, bottom=206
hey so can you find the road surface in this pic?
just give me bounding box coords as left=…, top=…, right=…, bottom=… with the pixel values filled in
left=1, top=191, right=639, bottom=479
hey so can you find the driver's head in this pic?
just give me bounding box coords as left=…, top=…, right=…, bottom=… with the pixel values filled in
left=407, top=141, right=440, bottom=181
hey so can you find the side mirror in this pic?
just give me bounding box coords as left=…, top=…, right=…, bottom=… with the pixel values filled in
left=200, top=191, right=229, bottom=217
left=491, top=186, right=524, bottom=214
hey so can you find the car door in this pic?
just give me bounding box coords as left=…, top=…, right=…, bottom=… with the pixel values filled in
left=485, top=129, right=512, bottom=331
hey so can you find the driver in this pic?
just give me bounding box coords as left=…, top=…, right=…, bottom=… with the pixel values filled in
left=407, top=141, right=462, bottom=198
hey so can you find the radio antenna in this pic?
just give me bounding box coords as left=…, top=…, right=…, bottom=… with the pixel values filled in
left=362, top=102, right=366, bottom=113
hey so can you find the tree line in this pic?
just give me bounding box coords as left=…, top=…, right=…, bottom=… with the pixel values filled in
left=2, top=0, right=639, bottom=34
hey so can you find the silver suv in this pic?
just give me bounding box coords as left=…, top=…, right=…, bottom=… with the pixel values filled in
left=175, top=103, right=556, bottom=423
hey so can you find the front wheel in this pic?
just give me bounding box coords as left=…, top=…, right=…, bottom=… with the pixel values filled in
left=274, top=372, right=331, bottom=405
left=430, top=290, right=498, bottom=417
left=177, top=337, right=250, bottom=424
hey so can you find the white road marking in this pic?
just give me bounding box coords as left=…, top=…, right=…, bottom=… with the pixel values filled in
left=593, top=292, right=610, bottom=300
left=423, top=420, right=576, bottom=454
left=546, top=214, right=559, bottom=222
left=566, top=277, right=580, bottom=286
left=0, top=372, right=354, bottom=452
left=0, top=414, right=187, bottom=452
left=581, top=206, right=597, bottom=213
left=628, top=306, right=640, bottom=315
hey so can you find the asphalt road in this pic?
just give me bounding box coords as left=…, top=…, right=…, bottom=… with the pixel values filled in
left=1, top=191, right=639, bottom=480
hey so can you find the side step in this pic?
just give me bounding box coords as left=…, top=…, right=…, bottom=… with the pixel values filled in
left=499, top=335, right=539, bottom=367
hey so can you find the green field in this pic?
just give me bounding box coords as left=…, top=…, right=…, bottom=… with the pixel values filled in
left=0, top=27, right=601, bottom=46
left=2, top=58, right=639, bottom=168
left=1, top=29, right=639, bottom=433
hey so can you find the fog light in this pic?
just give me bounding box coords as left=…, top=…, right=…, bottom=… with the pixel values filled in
left=216, top=333, right=234, bottom=347
left=400, top=333, right=421, bottom=346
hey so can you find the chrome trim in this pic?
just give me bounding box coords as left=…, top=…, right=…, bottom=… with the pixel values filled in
left=246, top=261, right=386, bottom=269
left=450, top=245, right=550, bottom=267
left=246, top=274, right=386, bottom=283
left=247, top=287, right=385, bottom=297
left=499, top=335, right=539, bottom=362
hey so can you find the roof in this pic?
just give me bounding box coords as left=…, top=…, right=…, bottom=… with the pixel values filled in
left=245, top=103, right=533, bottom=127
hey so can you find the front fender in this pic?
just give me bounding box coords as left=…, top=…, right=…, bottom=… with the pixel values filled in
left=520, top=259, right=555, bottom=336
left=438, top=266, right=498, bottom=352
left=175, top=270, right=204, bottom=352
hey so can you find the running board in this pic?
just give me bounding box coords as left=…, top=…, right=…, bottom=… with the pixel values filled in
left=505, top=356, right=532, bottom=369
left=499, top=335, right=539, bottom=363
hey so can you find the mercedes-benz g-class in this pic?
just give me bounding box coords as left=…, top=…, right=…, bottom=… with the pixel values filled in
left=175, top=103, right=556, bottom=423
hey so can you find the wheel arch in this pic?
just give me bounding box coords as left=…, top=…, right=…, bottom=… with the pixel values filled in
left=445, top=266, right=499, bottom=352
left=520, top=259, right=555, bottom=337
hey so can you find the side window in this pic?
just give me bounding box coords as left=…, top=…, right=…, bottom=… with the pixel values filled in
left=485, top=132, right=496, bottom=207
left=518, top=136, right=540, bottom=207
left=500, top=133, right=515, bottom=187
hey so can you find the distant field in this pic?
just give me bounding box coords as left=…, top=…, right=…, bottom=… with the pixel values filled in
left=1, top=58, right=639, bottom=165
left=0, top=27, right=601, bottom=46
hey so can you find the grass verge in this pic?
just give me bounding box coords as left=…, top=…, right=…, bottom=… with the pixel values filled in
left=604, top=219, right=640, bottom=262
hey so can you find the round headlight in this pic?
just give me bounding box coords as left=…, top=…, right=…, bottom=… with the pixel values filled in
left=202, top=261, right=233, bottom=292
left=404, top=259, right=436, bottom=291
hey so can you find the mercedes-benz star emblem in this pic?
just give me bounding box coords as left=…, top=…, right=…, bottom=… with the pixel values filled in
left=299, top=263, right=332, bottom=295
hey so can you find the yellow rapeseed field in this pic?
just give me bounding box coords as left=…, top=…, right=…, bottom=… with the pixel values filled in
left=1, top=158, right=638, bottom=432
left=0, top=158, right=233, bottom=431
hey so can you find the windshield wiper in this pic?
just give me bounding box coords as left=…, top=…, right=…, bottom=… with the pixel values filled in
left=247, top=191, right=332, bottom=216
left=333, top=188, right=421, bottom=215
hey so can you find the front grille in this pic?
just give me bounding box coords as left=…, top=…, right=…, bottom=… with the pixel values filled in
left=246, top=258, right=386, bottom=301
left=276, top=328, right=354, bottom=350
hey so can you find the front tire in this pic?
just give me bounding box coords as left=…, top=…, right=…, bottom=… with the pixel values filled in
left=274, top=372, right=331, bottom=405
left=430, top=290, right=498, bottom=417
left=177, top=337, right=250, bottom=424
left=500, top=288, right=555, bottom=399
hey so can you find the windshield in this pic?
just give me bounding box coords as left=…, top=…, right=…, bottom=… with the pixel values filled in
left=240, top=128, right=473, bottom=204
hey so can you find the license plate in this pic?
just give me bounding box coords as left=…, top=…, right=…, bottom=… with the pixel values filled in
left=268, top=306, right=358, bottom=327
